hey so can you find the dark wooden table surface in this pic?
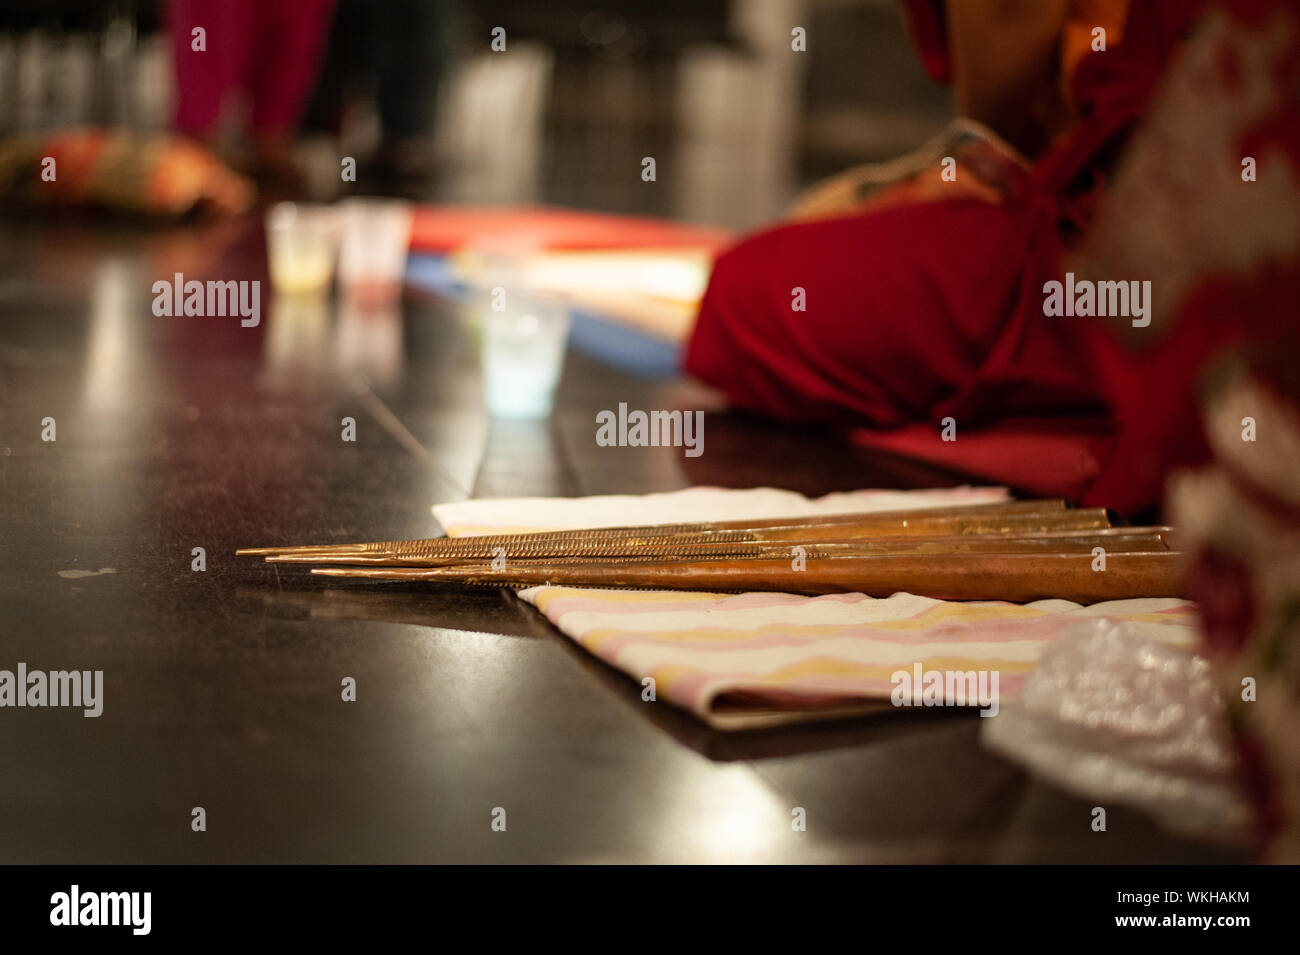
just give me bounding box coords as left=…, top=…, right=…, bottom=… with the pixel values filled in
left=0, top=216, right=1245, bottom=863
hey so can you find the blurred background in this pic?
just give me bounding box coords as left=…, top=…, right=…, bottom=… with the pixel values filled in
left=0, top=0, right=950, bottom=228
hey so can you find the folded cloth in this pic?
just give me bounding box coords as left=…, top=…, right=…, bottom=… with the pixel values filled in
left=432, top=486, right=1199, bottom=730
left=850, top=421, right=1110, bottom=503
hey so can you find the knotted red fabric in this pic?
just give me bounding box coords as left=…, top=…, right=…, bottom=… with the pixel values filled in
left=684, top=0, right=1287, bottom=516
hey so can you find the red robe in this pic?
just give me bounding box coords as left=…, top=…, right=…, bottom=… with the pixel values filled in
left=684, top=0, right=1279, bottom=515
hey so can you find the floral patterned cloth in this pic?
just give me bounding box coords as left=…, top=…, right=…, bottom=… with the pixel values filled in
left=1082, top=0, right=1300, bottom=861
left=0, top=128, right=254, bottom=216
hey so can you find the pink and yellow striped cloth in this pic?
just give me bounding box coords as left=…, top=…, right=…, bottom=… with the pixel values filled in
left=433, top=487, right=1198, bottom=729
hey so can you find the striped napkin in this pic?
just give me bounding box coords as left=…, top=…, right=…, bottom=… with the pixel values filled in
left=432, top=487, right=1199, bottom=730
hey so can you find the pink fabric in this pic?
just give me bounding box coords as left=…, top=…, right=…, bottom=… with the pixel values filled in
left=167, top=0, right=336, bottom=138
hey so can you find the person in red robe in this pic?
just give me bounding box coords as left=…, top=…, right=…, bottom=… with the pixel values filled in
left=685, top=0, right=1295, bottom=516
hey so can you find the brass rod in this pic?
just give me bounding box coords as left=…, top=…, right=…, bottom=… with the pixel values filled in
left=268, top=527, right=1169, bottom=566
left=236, top=497, right=1068, bottom=558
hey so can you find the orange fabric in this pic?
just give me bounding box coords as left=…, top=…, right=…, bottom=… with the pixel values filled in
left=0, top=129, right=254, bottom=215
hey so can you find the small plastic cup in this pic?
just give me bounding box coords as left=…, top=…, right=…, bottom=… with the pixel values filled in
left=478, top=290, right=571, bottom=419
left=265, top=202, right=340, bottom=295
left=337, top=198, right=413, bottom=308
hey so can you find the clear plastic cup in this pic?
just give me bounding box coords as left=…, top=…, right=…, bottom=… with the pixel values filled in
left=337, top=198, right=413, bottom=308
left=265, top=202, right=340, bottom=295
left=478, top=290, right=571, bottom=419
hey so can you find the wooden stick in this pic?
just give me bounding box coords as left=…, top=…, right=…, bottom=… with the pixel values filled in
left=309, top=550, right=1184, bottom=603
